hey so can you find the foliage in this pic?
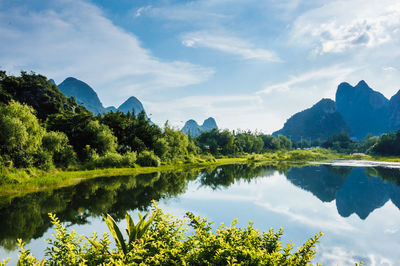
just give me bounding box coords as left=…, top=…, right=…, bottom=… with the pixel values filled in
left=371, top=130, right=400, bottom=156
left=99, top=210, right=158, bottom=256
left=321, top=132, right=358, bottom=153
left=92, top=151, right=137, bottom=168
left=159, top=123, right=190, bottom=161
left=0, top=71, right=77, bottom=120
left=235, top=132, right=264, bottom=153
left=0, top=101, right=45, bottom=167
left=196, top=129, right=236, bottom=155
left=42, top=131, right=77, bottom=168
left=136, top=151, right=161, bottom=167
left=259, top=134, right=281, bottom=151
left=14, top=204, right=322, bottom=265
left=277, top=135, right=292, bottom=150
left=99, top=110, right=162, bottom=154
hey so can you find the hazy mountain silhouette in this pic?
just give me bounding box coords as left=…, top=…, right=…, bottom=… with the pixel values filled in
left=58, top=77, right=106, bottom=114
left=118, top=96, right=145, bottom=115
left=181, top=117, right=218, bottom=137
left=273, top=99, right=352, bottom=141
left=389, top=90, right=400, bottom=131
left=336, top=80, right=389, bottom=139
left=57, top=77, right=146, bottom=116
left=275, top=80, right=400, bottom=140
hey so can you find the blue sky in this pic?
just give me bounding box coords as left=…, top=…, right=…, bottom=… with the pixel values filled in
left=1, top=0, right=400, bottom=132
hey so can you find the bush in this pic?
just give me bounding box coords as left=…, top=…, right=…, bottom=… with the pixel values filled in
left=11, top=149, right=34, bottom=168
left=120, top=151, right=137, bottom=167
left=15, top=204, right=323, bottom=265
left=53, top=145, right=77, bottom=168
left=92, top=152, right=137, bottom=168
left=136, top=151, right=160, bottom=167
left=34, top=150, right=54, bottom=170
left=81, top=145, right=98, bottom=163
left=94, top=152, right=123, bottom=168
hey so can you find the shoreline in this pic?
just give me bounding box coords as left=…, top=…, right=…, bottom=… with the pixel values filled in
left=2, top=150, right=400, bottom=198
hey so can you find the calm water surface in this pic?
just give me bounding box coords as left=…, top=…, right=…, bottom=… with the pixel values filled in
left=1, top=164, right=400, bottom=265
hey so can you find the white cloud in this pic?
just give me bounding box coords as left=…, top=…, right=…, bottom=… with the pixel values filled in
left=257, top=65, right=357, bottom=94
left=135, top=5, right=152, bottom=17
left=182, top=31, right=281, bottom=62
left=383, top=66, right=397, bottom=72
left=293, top=0, right=400, bottom=54
left=0, top=0, right=213, bottom=106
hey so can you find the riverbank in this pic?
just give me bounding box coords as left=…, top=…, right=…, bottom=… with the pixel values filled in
left=1, top=148, right=398, bottom=197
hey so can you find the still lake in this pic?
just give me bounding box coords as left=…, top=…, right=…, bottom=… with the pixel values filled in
left=1, top=163, right=400, bottom=265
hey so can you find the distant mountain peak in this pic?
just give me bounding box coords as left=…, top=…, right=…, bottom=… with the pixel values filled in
left=202, top=117, right=218, bottom=130
left=118, top=96, right=145, bottom=115
left=273, top=98, right=352, bottom=141
left=336, top=80, right=389, bottom=138
left=356, top=80, right=369, bottom=88
left=58, top=77, right=105, bottom=114
left=181, top=117, right=218, bottom=137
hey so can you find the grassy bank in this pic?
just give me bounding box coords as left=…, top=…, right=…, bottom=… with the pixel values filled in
left=0, top=148, right=395, bottom=197
left=0, top=157, right=253, bottom=196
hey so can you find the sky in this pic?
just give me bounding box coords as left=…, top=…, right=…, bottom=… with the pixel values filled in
left=1, top=0, right=400, bottom=133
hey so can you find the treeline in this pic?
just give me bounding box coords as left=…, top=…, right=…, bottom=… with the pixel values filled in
left=291, top=131, right=400, bottom=156
left=0, top=72, right=292, bottom=172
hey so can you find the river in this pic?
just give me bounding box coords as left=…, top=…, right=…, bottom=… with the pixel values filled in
left=1, top=163, right=400, bottom=265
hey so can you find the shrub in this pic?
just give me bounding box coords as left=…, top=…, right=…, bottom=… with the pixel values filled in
left=94, top=152, right=123, bottom=168
left=81, top=145, right=98, bottom=163
left=136, top=151, right=160, bottom=167
left=34, top=150, right=54, bottom=170
left=14, top=204, right=323, bottom=265
left=120, top=151, right=137, bottom=167
left=53, top=145, right=77, bottom=168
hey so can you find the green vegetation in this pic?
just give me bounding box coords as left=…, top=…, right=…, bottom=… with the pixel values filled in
left=1, top=71, right=400, bottom=196
left=0, top=71, right=341, bottom=192
left=12, top=203, right=322, bottom=265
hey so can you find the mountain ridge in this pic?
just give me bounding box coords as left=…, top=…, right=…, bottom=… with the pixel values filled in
left=275, top=80, right=400, bottom=141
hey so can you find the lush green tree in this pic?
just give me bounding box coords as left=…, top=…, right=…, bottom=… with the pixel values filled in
left=259, top=134, right=280, bottom=151
left=0, top=101, right=45, bottom=167
left=161, top=123, right=189, bottom=160
left=47, top=111, right=117, bottom=160
left=278, top=135, right=292, bottom=150
left=100, top=110, right=162, bottom=153
left=85, top=120, right=117, bottom=155
left=197, top=129, right=235, bottom=155
left=360, top=134, right=379, bottom=153
left=42, top=131, right=77, bottom=168
left=322, top=132, right=358, bottom=153
left=234, top=133, right=264, bottom=153
left=371, top=130, right=400, bottom=155
left=0, top=71, right=77, bottom=120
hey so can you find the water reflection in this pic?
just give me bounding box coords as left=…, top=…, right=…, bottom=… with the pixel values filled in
left=286, top=165, right=400, bottom=219
left=1, top=163, right=400, bottom=255
left=0, top=169, right=198, bottom=251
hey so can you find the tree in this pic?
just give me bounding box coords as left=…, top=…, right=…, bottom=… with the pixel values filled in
left=0, top=101, right=45, bottom=167
left=100, top=110, right=162, bottom=153
left=259, top=134, right=280, bottom=151
left=161, top=123, right=189, bottom=161
left=0, top=71, right=77, bottom=120
left=278, top=135, right=292, bottom=150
